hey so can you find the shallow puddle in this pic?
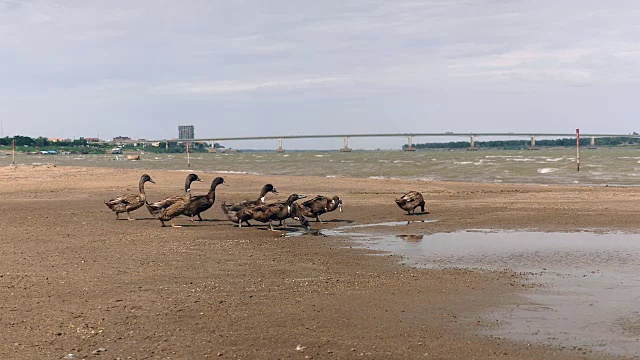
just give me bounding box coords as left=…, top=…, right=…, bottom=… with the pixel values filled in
left=355, top=230, right=640, bottom=356
left=335, top=220, right=437, bottom=230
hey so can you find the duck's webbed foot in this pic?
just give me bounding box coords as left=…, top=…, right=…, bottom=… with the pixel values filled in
left=170, top=219, right=182, bottom=228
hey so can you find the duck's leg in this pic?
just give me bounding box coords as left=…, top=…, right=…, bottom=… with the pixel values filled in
left=115, top=212, right=120, bottom=220
left=127, top=211, right=134, bottom=220
left=269, top=221, right=275, bottom=231
left=160, top=219, right=166, bottom=227
left=170, top=218, right=182, bottom=228
left=197, top=213, right=203, bottom=221
left=316, top=215, right=323, bottom=224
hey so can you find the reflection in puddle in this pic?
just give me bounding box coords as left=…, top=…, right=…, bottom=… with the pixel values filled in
left=335, top=220, right=437, bottom=230
left=286, top=220, right=437, bottom=238
left=397, top=234, right=424, bottom=242
left=358, top=230, right=640, bottom=357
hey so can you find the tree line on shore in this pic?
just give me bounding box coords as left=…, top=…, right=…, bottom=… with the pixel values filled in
left=0, top=136, right=217, bottom=154
left=405, top=137, right=640, bottom=150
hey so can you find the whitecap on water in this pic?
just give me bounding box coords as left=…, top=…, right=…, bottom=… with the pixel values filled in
left=537, top=168, right=559, bottom=174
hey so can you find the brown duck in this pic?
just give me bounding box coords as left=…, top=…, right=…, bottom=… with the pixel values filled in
left=245, top=194, right=308, bottom=231
left=184, top=177, right=226, bottom=221
left=299, top=195, right=342, bottom=223
left=395, top=191, right=425, bottom=215
left=221, top=183, right=278, bottom=227
left=146, top=173, right=202, bottom=227
left=104, top=174, right=155, bottom=220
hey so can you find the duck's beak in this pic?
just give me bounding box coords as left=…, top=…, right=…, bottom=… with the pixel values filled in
left=149, top=179, right=156, bottom=184
left=271, top=189, right=279, bottom=194
left=298, top=194, right=307, bottom=199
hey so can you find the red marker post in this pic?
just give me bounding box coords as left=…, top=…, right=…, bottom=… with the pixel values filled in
left=12, top=139, right=15, bottom=165
left=576, top=128, right=580, bottom=172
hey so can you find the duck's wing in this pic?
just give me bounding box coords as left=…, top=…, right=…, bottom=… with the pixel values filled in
left=247, top=204, right=274, bottom=222
left=160, top=197, right=190, bottom=220
left=301, top=195, right=326, bottom=207
left=105, top=193, right=138, bottom=206
left=185, top=195, right=210, bottom=215
left=147, top=195, right=182, bottom=210
left=400, top=191, right=421, bottom=202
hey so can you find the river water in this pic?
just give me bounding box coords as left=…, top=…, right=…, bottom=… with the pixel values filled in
left=5, top=147, right=640, bottom=186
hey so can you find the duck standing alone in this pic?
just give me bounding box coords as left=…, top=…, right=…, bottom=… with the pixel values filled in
left=395, top=191, right=425, bottom=215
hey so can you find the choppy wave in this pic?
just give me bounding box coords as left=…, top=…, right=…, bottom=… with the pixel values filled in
left=14, top=148, right=640, bottom=186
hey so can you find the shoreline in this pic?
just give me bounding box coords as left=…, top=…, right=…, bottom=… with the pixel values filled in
left=0, top=166, right=636, bottom=358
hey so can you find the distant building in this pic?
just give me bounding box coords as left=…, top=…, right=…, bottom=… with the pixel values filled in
left=85, top=137, right=102, bottom=143
left=112, top=136, right=131, bottom=144
left=178, top=125, right=195, bottom=140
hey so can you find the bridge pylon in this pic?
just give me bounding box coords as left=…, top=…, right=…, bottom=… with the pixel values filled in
left=340, top=137, right=352, bottom=152
left=276, top=138, right=285, bottom=153
left=467, top=135, right=478, bottom=151
left=403, top=135, right=417, bottom=151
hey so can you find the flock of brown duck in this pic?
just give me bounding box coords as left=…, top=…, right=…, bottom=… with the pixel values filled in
left=105, top=173, right=425, bottom=230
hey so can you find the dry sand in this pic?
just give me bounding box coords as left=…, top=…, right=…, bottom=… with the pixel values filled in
left=1, top=165, right=638, bottom=359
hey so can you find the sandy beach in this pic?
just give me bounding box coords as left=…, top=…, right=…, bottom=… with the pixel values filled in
left=1, top=165, right=638, bottom=359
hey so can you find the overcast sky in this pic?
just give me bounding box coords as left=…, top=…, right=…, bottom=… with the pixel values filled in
left=1, top=0, right=640, bottom=149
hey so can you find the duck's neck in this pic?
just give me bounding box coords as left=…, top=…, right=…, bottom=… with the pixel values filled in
left=139, top=178, right=147, bottom=195
left=184, top=178, right=195, bottom=193
left=207, top=182, right=220, bottom=199
left=285, top=195, right=298, bottom=206
left=258, top=189, right=268, bottom=203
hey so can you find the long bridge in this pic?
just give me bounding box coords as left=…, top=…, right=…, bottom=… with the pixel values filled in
left=118, top=132, right=640, bottom=152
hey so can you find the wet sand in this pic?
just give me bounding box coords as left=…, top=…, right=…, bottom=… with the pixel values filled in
left=1, top=165, right=638, bottom=359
